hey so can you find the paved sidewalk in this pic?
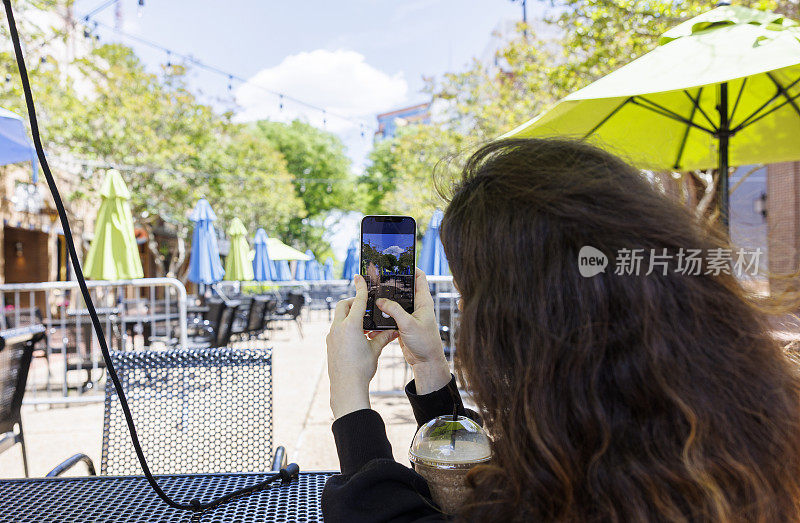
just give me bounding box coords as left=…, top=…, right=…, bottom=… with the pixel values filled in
left=0, top=316, right=419, bottom=478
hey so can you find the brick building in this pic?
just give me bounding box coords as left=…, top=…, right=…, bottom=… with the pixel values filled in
left=0, top=164, right=96, bottom=285
left=767, top=162, right=800, bottom=296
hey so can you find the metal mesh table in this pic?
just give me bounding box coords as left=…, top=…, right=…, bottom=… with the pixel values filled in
left=0, top=471, right=334, bottom=522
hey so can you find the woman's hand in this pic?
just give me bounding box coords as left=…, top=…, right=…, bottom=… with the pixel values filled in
left=376, top=268, right=451, bottom=394
left=326, top=274, right=398, bottom=419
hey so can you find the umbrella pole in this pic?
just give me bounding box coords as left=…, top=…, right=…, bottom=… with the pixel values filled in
left=717, top=82, right=730, bottom=233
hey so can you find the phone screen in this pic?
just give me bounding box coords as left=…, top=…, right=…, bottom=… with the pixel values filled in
left=361, top=215, right=416, bottom=330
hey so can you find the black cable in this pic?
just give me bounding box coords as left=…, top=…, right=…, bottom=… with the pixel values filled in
left=2, top=0, right=299, bottom=513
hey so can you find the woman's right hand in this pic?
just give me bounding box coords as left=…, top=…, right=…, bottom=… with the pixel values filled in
left=375, top=268, right=451, bottom=394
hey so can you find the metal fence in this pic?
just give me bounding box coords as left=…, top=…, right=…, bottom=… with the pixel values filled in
left=0, top=278, right=187, bottom=405
left=216, top=280, right=353, bottom=320
left=370, top=275, right=459, bottom=395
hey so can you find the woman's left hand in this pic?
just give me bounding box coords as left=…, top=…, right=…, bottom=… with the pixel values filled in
left=326, top=274, right=398, bottom=419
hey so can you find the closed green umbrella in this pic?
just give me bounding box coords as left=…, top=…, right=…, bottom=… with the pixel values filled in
left=223, top=217, right=254, bottom=281
left=83, top=169, right=143, bottom=280
left=506, top=5, right=800, bottom=228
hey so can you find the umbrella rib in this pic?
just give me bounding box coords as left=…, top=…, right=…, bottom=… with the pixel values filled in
left=682, top=88, right=716, bottom=130
left=733, top=83, right=800, bottom=133
left=733, top=74, right=800, bottom=131
left=766, top=72, right=800, bottom=119
left=630, top=97, right=715, bottom=135
left=729, top=78, right=747, bottom=124
left=673, top=89, right=702, bottom=170
left=582, top=97, right=632, bottom=139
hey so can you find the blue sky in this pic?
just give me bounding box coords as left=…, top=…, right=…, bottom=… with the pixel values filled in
left=72, top=0, right=532, bottom=169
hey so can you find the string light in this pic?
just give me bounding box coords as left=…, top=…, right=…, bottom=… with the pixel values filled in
left=81, top=16, right=372, bottom=129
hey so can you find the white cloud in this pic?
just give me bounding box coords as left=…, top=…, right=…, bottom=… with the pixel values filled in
left=234, top=49, right=408, bottom=134
left=382, top=246, right=405, bottom=257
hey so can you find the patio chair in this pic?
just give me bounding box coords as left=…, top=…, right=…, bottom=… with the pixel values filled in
left=186, top=299, right=240, bottom=349
left=232, top=296, right=270, bottom=341
left=48, top=346, right=286, bottom=476
left=0, top=325, right=46, bottom=477
left=271, top=292, right=305, bottom=339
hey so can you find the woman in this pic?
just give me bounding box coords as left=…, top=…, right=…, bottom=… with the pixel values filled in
left=323, top=139, right=800, bottom=521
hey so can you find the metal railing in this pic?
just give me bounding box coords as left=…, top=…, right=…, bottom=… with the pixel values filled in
left=216, top=280, right=353, bottom=320
left=0, top=278, right=187, bottom=405
left=215, top=276, right=459, bottom=395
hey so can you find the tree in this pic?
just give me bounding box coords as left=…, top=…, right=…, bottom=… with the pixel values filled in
left=250, top=120, right=358, bottom=259
left=0, top=5, right=305, bottom=277
left=365, top=0, right=800, bottom=228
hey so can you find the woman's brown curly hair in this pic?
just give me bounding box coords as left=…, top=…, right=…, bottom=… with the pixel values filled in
left=439, top=138, right=800, bottom=522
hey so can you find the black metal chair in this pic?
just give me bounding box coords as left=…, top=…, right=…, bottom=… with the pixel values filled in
left=0, top=325, right=45, bottom=477
left=271, top=292, right=305, bottom=339
left=49, top=346, right=286, bottom=476
left=233, top=297, right=270, bottom=341
left=186, top=299, right=240, bottom=349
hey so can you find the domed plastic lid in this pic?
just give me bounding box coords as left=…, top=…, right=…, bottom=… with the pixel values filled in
left=409, top=415, right=491, bottom=469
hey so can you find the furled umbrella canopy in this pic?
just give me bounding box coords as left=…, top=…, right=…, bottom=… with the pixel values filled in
left=252, top=228, right=276, bottom=281
left=224, top=218, right=254, bottom=281
left=323, top=257, right=335, bottom=280
left=274, top=260, right=293, bottom=281
left=297, top=250, right=321, bottom=281
left=83, top=169, right=144, bottom=280
left=419, top=210, right=450, bottom=276
left=341, top=239, right=358, bottom=280
left=506, top=5, right=800, bottom=227
left=188, top=199, right=225, bottom=285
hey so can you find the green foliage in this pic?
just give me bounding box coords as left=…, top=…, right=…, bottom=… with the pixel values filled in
left=0, top=3, right=307, bottom=275
left=365, top=0, right=800, bottom=227
left=362, top=125, right=466, bottom=234
left=250, top=120, right=358, bottom=258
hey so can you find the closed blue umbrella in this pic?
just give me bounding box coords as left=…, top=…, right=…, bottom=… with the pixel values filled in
left=274, top=260, right=293, bottom=281
left=419, top=210, right=450, bottom=276
left=0, top=108, right=37, bottom=182
left=295, top=257, right=306, bottom=280
left=323, top=258, right=335, bottom=280
left=299, top=250, right=321, bottom=281
left=341, top=239, right=358, bottom=280
left=188, top=199, right=225, bottom=285
left=252, top=228, right=276, bottom=281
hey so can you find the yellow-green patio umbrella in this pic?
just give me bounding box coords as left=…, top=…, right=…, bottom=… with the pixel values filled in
left=506, top=5, right=800, bottom=228
left=223, top=218, right=254, bottom=281
left=266, top=237, right=312, bottom=261
left=83, top=169, right=144, bottom=280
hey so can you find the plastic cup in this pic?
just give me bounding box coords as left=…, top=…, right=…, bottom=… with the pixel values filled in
left=409, top=415, right=491, bottom=514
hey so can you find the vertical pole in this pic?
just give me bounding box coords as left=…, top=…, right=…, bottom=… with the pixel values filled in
left=522, top=0, right=528, bottom=38
left=717, top=82, right=730, bottom=232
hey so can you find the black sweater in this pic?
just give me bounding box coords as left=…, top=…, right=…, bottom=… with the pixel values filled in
left=321, top=376, right=469, bottom=522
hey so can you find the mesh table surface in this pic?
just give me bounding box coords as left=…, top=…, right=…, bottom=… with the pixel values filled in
left=0, top=471, right=334, bottom=522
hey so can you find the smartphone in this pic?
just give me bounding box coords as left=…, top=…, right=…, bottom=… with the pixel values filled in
left=361, top=215, right=417, bottom=330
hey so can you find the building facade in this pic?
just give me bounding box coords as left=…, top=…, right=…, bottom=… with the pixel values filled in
left=375, top=102, right=432, bottom=141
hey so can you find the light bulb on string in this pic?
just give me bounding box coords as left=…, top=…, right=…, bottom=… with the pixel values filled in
left=137, top=0, right=144, bottom=17
left=279, top=94, right=284, bottom=111
left=227, top=75, right=233, bottom=91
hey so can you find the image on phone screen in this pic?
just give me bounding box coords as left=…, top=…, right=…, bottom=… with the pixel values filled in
left=361, top=216, right=416, bottom=330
